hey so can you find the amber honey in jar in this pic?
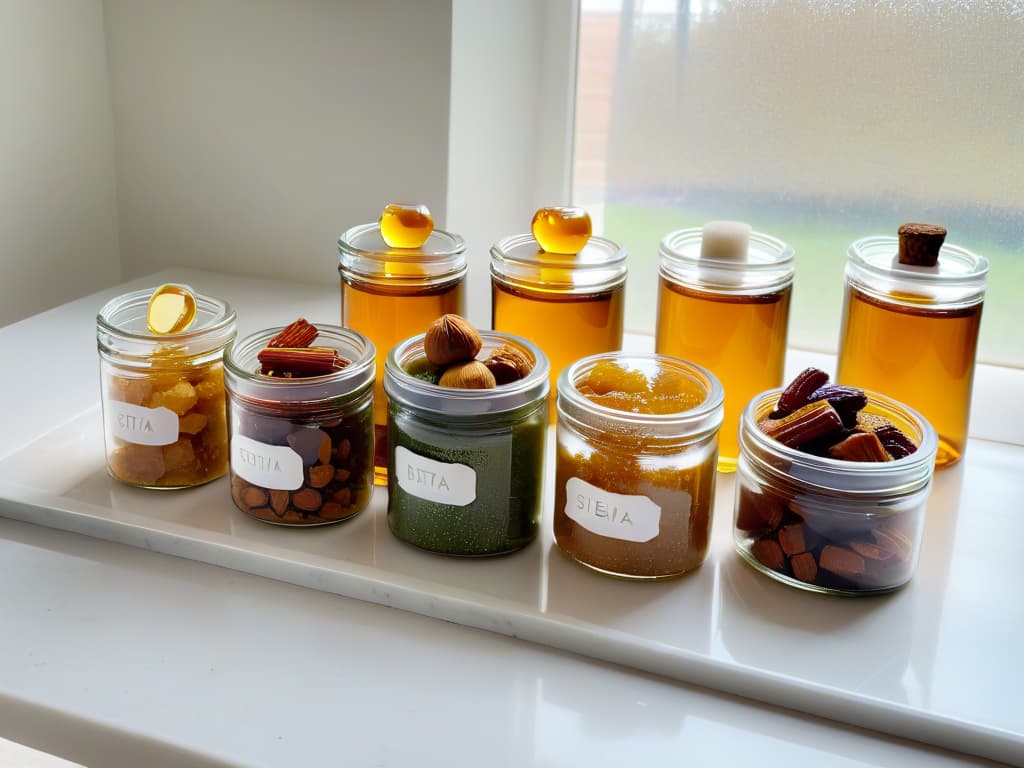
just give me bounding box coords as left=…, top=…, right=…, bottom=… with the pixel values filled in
left=836, top=226, right=988, bottom=469
left=97, top=287, right=236, bottom=489
left=656, top=222, right=794, bottom=474
left=491, top=207, right=626, bottom=419
left=553, top=353, right=724, bottom=580
left=339, top=204, right=466, bottom=485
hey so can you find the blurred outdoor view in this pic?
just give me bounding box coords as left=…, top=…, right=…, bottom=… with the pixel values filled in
left=573, top=0, right=1023, bottom=366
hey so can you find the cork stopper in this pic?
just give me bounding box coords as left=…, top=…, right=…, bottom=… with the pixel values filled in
left=700, top=221, right=751, bottom=261
left=897, top=223, right=946, bottom=268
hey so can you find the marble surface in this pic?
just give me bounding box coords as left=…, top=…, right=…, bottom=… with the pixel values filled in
left=2, top=268, right=1022, bottom=766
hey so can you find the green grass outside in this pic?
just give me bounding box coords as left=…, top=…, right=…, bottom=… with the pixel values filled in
left=603, top=203, right=1022, bottom=368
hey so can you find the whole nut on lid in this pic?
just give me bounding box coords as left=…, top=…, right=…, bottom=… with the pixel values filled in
left=484, top=344, right=533, bottom=384
left=425, top=314, right=482, bottom=366
left=439, top=360, right=496, bottom=390
left=897, top=222, right=946, bottom=267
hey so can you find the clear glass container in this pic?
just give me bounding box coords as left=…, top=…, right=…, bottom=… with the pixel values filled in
left=734, top=388, right=938, bottom=595
left=656, top=227, right=794, bottom=474
left=97, top=287, right=236, bottom=489
left=836, top=236, right=988, bottom=469
left=553, top=353, right=724, bottom=580
left=339, top=217, right=466, bottom=485
left=224, top=325, right=375, bottom=526
left=384, top=332, right=549, bottom=556
left=491, top=232, right=626, bottom=420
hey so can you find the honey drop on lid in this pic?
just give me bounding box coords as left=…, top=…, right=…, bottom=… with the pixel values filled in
left=379, top=203, right=434, bottom=249
left=147, top=284, right=197, bottom=334
left=531, top=207, right=592, bottom=255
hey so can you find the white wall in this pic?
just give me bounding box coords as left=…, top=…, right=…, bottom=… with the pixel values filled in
left=103, top=0, right=452, bottom=288
left=0, top=0, right=121, bottom=327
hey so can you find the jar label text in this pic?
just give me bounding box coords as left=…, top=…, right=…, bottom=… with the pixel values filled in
left=109, top=402, right=178, bottom=446
left=564, top=477, right=662, bottom=543
left=231, top=435, right=304, bottom=490
left=395, top=446, right=476, bottom=506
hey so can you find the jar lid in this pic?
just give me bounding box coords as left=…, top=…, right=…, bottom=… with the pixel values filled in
left=338, top=222, right=466, bottom=286
left=490, top=233, right=627, bottom=294
left=846, top=236, right=988, bottom=305
left=658, top=227, right=794, bottom=294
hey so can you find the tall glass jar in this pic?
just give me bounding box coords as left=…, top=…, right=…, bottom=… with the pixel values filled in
left=224, top=325, right=375, bottom=526
left=553, top=353, right=724, bottom=580
left=491, top=231, right=626, bottom=420
left=734, top=388, right=938, bottom=595
left=656, top=226, right=794, bottom=473
left=384, top=332, right=549, bottom=556
left=97, top=287, right=236, bottom=489
left=836, top=236, right=988, bottom=469
left=339, top=215, right=466, bottom=485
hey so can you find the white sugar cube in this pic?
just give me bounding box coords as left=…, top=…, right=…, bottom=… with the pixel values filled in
left=700, top=221, right=751, bottom=261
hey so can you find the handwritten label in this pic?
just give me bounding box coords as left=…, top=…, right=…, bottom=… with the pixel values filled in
left=564, top=477, right=665, bottom=543
left=109, top=402, right=178, bottom=446
left=395, top=446, right=476, bottom=506
left=231, top=435, right=304, bottom=490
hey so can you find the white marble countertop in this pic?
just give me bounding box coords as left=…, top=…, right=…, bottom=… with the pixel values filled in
left=1, top=268, right=1021, bottom=767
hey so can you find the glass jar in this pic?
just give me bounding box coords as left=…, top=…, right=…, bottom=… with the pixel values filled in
left=490, top=231, right=626, bottom=420
left=656, top=226, right=794, bottom=473
left=224, top=325, right=375, bottom=526
left=553, top=353, right=724, bottom=580
left=734, top=388, right=938, bottom=595
left=836, top=235, right=988, bottom=469
left=97, top=287, right=236, bottom=489
left=384, top=332, right=549, bottom=556
left=339, top=215, right=466, bottom=485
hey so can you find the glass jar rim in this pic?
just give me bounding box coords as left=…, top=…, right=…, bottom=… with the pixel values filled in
left=739, top=388, right=939, bottom=496
left=557, top=352, right=725, bottom=441
left=97, top=287, right=236, bottom=346
left=385, top=331, right=550, bottom=417
left=225, top=324, right=375, bottom=405
left=490, top=233, right=627, bottom=293
left=338, top=222, right=466, bottom=259
left=847, top=235, right=989, bottom=288
left=658, top=227, right=794, bottom=293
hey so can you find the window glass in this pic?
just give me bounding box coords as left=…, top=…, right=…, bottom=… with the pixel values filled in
left=574, top=0, right=1023, bottom=366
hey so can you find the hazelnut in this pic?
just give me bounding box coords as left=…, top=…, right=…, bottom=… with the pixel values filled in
left=483, top=344, right=533, bottom=384
left=439, top=360, right=496, bottom=389
left=424, top=314, right=482, bottom=366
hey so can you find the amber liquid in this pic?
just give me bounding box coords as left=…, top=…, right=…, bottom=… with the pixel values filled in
left=837, top=286, right=982, bottom=469
left=341, top=277, right=464, bottom=484
left=491, top=280, right=624, bottom=421
left=655, top=278, right=791, bottom=472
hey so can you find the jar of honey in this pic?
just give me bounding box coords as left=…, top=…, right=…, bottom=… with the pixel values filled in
left=656, top=222, right=794, bottom=474
left=836, top=226, right=988, bottom=469
left=97, top=287, right=236, bottom=489
left=339, top=204, right=466, bottom=485
left=224, top=325, right=375, bottom=526
left=490, top=207, right=626, bottom=418
left=553, top=353, right=724, bottom=579
left=384, top=331, right=549, bottom=556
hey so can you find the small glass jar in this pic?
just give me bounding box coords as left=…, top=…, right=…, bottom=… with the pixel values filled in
left=491, top=231, right=626, bottom=419
left=224, top=325, right=375, bottom=526
left=384, top=332, right=549, bottom=556
left=836, top=235, right=988, bottom=469
left=339, top=215, right=466, bottom=486
left=734, top=388, right=938, bottom=595
left=553, top=353, right=725, bottom=580
left=656, top=227, right=794, bottom=473
left=97, top=287, right=236, bottom=489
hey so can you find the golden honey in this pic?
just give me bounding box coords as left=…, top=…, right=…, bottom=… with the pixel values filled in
left=531, top=207, right=592, bottom=254
left=379, top=203, right=434, bottom=249
left=656, top=280, right=791, bottom=471
left=147, top=284, right=197, bottom=335
left=656, top=225, right=795, bottom=472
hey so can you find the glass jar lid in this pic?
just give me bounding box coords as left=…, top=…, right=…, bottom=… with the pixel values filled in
left=490, top=233, right=627, bottom=294
left=338, top=221, right=466, bottom=287
left=658, top=228, right=794, bottom=294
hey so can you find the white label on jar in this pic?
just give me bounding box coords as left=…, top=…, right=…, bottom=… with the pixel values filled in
left=109, top=402, right=179, bottom=446
left=565, top=477, right=663, bottom=543
left=395, top=446, right=477, bottom=507
left=231, top=435, right=304, bottom=490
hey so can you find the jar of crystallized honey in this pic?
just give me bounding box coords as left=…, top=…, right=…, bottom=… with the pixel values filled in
left=384, top=331, right=549, bottom=556
left=97, top=288, right=236, bottom=489
left=339, top=205, right=467, bottom=486
left=553, top=353, right=724, bottom=579
left=224, top=325, right=375, bottom=526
